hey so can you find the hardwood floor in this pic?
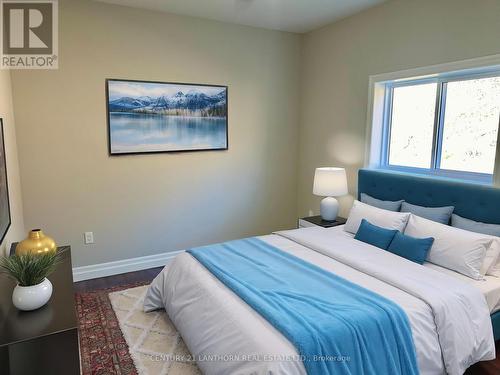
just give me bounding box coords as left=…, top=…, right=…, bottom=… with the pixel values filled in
left=73, top=267, right=163, bottom=293
left=74, top=267, right=500, bottom=374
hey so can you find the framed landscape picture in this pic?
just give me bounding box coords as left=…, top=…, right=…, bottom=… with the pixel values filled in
left=106, top=79, right=228, bottom=155
left=0, top=119, right=10, bottom=244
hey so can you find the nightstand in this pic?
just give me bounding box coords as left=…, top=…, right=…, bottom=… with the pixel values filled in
left=1, top=246, right=79, bottom=375
left=298, top=216, right=347, bottom=229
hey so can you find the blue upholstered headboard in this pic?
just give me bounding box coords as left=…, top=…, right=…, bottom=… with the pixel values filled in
left=358, top=169, right=500, bottom=225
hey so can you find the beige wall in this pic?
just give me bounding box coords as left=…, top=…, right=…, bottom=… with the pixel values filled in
left=298, top=0, right=500, bottom=218
left=11, top=0, right=301, bottom=267
left=0, top=71, right=25, bottom=255
left=12, top=0, right=500, bottom=267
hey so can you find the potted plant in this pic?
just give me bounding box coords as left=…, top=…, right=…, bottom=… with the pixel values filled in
left=0, top=251, right=62, bottom=311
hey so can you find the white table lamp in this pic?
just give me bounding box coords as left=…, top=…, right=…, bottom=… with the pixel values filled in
left=313, top=167, right=348, bottom=221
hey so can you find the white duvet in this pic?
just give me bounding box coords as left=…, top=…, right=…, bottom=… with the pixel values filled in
left=144, top=227, right=495, bottom=375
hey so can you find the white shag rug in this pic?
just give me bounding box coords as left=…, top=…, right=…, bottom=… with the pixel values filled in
left=109, top=285, right=201, bottom=375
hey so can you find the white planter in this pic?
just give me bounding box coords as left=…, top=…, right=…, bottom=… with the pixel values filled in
left=12, top=278, right=53, bottom=311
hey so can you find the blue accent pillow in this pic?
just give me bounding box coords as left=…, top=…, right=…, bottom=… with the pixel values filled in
left=400, top=202, right=454, bottom=224
left=354, top=219, right=399, bottom=250
left=451, top=214, right=500, bottom=236
left=387, top=231, right=434, bottom=265
left=360, top=193, right=403, bottom=212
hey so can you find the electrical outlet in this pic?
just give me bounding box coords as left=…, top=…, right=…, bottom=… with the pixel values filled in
left=308, top=209, right=314, bottom=216
left=84, top=232, right=94, bottom=244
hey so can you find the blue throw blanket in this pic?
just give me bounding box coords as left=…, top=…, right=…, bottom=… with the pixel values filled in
left=187, top=237, right=419, bottom=375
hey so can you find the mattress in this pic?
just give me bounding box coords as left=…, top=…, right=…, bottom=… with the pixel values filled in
left=331, top=225, right=500, bottom=314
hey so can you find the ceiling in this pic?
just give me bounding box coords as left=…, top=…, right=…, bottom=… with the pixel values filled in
left=96, top=0, right=386, bottom=33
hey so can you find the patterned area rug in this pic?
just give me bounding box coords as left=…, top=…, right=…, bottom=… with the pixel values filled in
left=76, top=283, right=143, bottom=375
left=76, top=282, right=200, bottom=375
left=109, top=285, right=200, bottom=375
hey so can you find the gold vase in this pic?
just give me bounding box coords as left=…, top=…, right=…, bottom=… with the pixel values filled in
left=15, top=229, right=57, bottom=256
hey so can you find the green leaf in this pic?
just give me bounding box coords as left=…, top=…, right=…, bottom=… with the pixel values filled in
left=0, top=251, right=63, bottom=286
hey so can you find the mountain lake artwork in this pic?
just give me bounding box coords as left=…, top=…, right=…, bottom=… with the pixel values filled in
left=106, top=79, right=228, bottom=155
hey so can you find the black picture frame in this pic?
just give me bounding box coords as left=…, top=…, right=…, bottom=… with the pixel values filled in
left=0, top=119, right=11, bottom=245
left=106, top=79, right=228, bottom=156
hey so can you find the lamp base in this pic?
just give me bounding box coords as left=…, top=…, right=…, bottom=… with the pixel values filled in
left=320, top=197, right=339, bottom=221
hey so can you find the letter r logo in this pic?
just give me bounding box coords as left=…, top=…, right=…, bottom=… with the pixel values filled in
left=2, top=1, right=53, bottom=54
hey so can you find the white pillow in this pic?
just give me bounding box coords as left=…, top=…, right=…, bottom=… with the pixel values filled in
left=344, top=200, right=410, bottom=234
left=483, top=239, right=500, bottom=276
left=404, top=214, right=492, bottom=280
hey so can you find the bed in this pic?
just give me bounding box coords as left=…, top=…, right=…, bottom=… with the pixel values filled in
left=144, top=168, right=500, bottom=374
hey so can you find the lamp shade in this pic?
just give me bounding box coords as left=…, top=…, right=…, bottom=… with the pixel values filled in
left=313, top=167, right=348, bottom=197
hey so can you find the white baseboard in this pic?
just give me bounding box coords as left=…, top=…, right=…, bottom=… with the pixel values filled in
left=72, top=250, right=184, bottom=282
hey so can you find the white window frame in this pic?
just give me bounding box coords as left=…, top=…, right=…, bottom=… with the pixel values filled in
left=366, top=54, right=500, bottom=186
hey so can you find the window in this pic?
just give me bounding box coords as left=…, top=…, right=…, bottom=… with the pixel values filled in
left=439, top=78, right=499, bottom=174
left=378, top=71, right=500, bottom=183
left=388, top=83, right=437, bottom=168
